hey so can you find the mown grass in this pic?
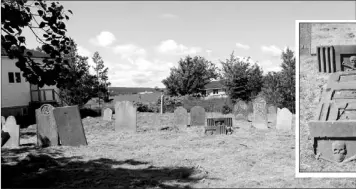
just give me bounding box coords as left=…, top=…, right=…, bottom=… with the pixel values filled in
left=299, top=23, right=356, bottom=172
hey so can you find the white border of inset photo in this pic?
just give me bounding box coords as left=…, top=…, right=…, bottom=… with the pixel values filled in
left=295, top=20, right=356, bottom=178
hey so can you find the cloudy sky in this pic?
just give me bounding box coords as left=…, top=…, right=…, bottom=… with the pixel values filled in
left=23, top=1, right=355, bottom=88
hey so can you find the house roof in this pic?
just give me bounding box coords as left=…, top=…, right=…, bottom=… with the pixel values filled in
left=203, top=80, right=226, bottom=90
left=1, top=46, right=50, bottom=58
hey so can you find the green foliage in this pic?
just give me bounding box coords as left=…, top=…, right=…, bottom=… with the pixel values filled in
left=134, top=102, right=158, bottom=113
left=220, top=52, right=263, bottom=103
left=221, top=103, right=232, bottom=114
left=162, top=56, right=219, bottom=96
left=261, top=71, right=284, bottom=107
left=92, top=52, right=110, bottom=99
left=1, top=0, right=73, bottom=87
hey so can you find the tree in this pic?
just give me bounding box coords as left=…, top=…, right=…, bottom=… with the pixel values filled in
left=92, top=52, right=110, bottom=100
left=279, top=47, right=296, bottom=113
left=162, top=55, right=219, bottom=96
left=55, top=40, right=100, bottom=107
left=261, top=71, right=284, bottom=107
left=2, top=0, right=73, bottom=87
left=220, top=52, right=263, bottom=103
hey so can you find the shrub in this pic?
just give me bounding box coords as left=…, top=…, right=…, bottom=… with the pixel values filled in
left=79, top=108, right=101, bottom=118
left=221, top=104, right=232, bottom=114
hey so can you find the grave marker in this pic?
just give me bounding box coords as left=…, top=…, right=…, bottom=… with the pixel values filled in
left=174, top=106, right=188, bottom=127
left=2, top=116, right=20, bottom=148
left=252, top=96, right=268, bottom=129
left=268, top=105, right=278, bottom=126
left=36, top=104, right=59, bottom=147
left=115, top=101, right=137, bottom=132
left=276, top=108, right=293, bottom=130
left=102, top=108, right=113, bottom=121
left=53, top=106, right=88, bottom=146
left=234, top=100, right=249, bottom=120
left=190, top=106, right=206, bottom=126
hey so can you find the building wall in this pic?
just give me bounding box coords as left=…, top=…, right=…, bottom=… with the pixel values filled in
left=1, top=57, right=59, bottom=108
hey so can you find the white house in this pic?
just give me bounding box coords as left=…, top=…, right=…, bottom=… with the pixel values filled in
left=1, top=48, right=61, bottom=118
left=201, top=80, right=228, bottom=99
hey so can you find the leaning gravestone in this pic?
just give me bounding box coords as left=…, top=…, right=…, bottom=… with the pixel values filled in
left=190, top=106, right=206, bottom=126
left=115, top=101, right=137, bottom=132
left=276, top=108, right=293, bottom=130
left=252, top=96, right=268, bottom=129
left=36, top=104, right=59, bottom=147
left=174, top=106, right=188, bottom=127
left=2, top=116, right=20, bottom=148
left=53, top=106, right=88, bottom=146
left=268, top=105, right=278, bottom=125
left=234, top=100, right=249, bottom=120
left=102, top=108, right=113, bottom=121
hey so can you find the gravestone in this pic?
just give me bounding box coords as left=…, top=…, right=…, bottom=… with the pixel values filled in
left=1, top=116, right=5, bottom=129
left=36, top=104, right=59, bottom=147
left=233, top=100, right=249, bottom=120
left=190, top=106, right=206, bottom=126
left=268, top=105, right=278, bottom=125
left=252, top=96, right=268, bottom=129
left=2, top=116, right=20, bottom=148
left=102, top=108, right=113, bottom=121
left=276, top=108, right=293, bottom=130
left=174, top=106, right=188, bottom=128
left=115, top=101, right=137, bottom=132
left=53, top=106, right=88, bottom=146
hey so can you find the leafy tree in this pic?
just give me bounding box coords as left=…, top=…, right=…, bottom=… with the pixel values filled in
left=261, top=71, right=284, bottom=107
left=162, top=55, right=219, bottom=96
left=57, top=40, right=99, bottom=107
left=92, top=52, right=110, bottom=100
left=220, top=52, right=263, bottom=103
left=279, top=47, right=296, bottom=113
left=2, top=0, right=73, bottom=87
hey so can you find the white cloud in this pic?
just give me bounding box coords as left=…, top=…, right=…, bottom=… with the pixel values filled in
left=236, top=43, right=250, bottom=50
left=160, top=13, right=179, bottom=19
left=113, top=44, right=146, bottom=60
left=206, top=49, right=212, bottom=57
left=89, top=31, right=116, bottom=47
left=261, top=45, right=283, bottom=57
left=156, top=39, right=202, bottom=55
left=258, top=60, right=282, bottom=73
left=77, top=46, right=91, bottom=57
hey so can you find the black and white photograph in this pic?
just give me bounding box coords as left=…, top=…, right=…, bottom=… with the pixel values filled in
left=298, top=21, right=356, bottom=176
left=1, top=1, right=356, bottom=188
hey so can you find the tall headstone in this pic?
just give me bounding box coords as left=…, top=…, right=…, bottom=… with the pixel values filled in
left=160, top=95, right=164, bottom=114
left=190, top=106, right=206, bottom=126
left=2, top=116, right=20, bottom=148
left=233, top=100, right=249, bottom=120
left=36, top=104, right=59, bottom=147
left=102, top=108, right=113, bottom=121
left=252, top=96, right=268, bottom=129
left=268, top=105, right=278, bottom=126
left=53, top=106, right=88, bottom=146
left=276, top=108, right=293, bottom=130
left=115, top=101, right=137, bottom=132
left=174, top=106, right=188, bottom=128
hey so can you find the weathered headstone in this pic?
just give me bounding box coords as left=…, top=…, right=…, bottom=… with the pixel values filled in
left=276, top=108, right=293, bottom=130
left=102, top=108, right=113, bottom=121
left=115, top=101, right=137, bottom=132
left=190, top=106, right=206, bottom=126
left=233, top=100, right=249, bottom=120
left=174, top=106, right=188, bottom=127
left=252, top=96, right=268, bottom=129
left=2, top=116, right=20, bottom=148
left=36, top=104, right=59, bottom=147
left=53, top=106, right=88, bottom=146
left=268, top=105, right=278, bottom=125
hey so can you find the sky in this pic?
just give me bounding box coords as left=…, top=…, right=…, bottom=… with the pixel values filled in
left=23, top=1, right=356, bottom=88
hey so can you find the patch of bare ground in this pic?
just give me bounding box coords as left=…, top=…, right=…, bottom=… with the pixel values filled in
left=2, top=112, right=355, bottom=188
left=299, top=23, right=356, bottom=173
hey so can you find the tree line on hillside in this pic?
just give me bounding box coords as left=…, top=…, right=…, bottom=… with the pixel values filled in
left=2, top=0, right=111, bottom=107
left=162, top=49, right=296, bottom=113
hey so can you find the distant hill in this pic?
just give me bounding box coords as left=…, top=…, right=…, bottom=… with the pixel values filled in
left=108, top=87, right=165, bottom=95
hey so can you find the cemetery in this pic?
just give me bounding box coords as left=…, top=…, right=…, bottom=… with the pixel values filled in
left=300, top=23, right=356, bottom=172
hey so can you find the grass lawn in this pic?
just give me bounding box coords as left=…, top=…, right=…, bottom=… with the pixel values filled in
left=299, top=23, right=356, bottom=173
left=2, top=112, right=356, bottom=188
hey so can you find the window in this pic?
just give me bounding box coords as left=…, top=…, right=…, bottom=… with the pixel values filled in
left=8, top=72, right=21, bottom=83
left=8, top=72, right=14, bottom=83
left=15, top=72, right=21, bottom=83
left=213, top=89, right=219, bottom=94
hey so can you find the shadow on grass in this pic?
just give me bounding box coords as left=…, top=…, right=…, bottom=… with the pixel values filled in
left=2, top=146, right=203, bottom=188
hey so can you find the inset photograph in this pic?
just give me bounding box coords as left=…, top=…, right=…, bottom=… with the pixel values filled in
left=298, top=21, right=356, bottom=175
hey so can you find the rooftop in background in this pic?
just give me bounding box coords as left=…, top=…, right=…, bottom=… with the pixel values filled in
left=1, top=47, right=50, bottom=58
